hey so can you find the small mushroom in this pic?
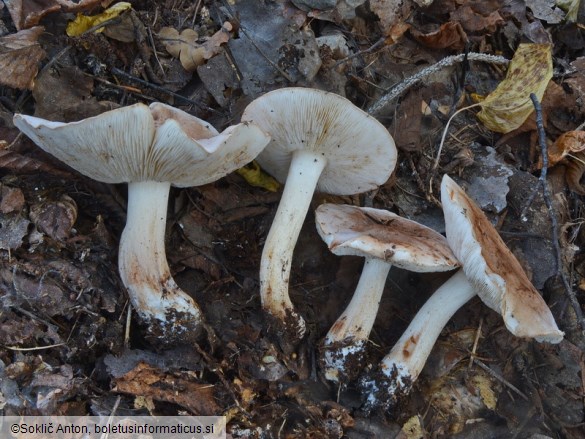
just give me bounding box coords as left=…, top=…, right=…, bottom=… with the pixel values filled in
left=13, top=103, right=270, bottom=344
left=360, top=174, right=563, bottom=412
left=315, top=203, right=459, bottom=383
left=241, top=88, right=397, bottom=341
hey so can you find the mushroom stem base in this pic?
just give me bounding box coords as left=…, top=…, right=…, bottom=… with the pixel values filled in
left=119, top=180, right=203, bottom=344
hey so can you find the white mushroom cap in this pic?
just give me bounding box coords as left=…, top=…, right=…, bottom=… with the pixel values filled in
left=441, top=174, right=563, bottom=343
left=241, top=87, right=397, bottom=194
left=316, top=204, right=460, bottom=272
left=13, top=102, right=270, bottom=186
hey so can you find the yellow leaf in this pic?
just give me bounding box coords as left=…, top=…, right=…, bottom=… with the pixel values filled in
left=400, top=415, right=424, bottom=439
left=66, top=2, right=132, bottom=37
left=470, top=373, right=498, bottom=410
left=477, top=43, right=552, bottom=133
left=236, top=161, right=281, bottom=192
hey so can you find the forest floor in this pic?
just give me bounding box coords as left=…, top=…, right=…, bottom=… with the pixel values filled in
left=1, top=0, right=585, bottom=438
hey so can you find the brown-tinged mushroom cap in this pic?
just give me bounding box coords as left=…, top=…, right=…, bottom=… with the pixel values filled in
left=13, top=102, right=270, bottom=186
left=241, top=87, right=397, bottom=194
left=441, top=174, right=563, bottom=343
left=316, top=204, right=459, bottom=272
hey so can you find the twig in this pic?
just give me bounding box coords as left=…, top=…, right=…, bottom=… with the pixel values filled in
left=333, top=36, right=387, bottom=68
left=529, top=93, right=585, bottom=331
left=468, top=317, right=483, bottom=371
left=367, top=52, right=509, bottom=116
left=472, top=358, right=529, bottom=401
left=3, top=343, right=65, bottom=351
left=110, top=67, right=221, bottom=114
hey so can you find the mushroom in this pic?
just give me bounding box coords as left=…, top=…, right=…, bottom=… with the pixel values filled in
left=241, top=88, right=397, bottom=340
left=13, top=103, right=270, bottom=344
left=360, top=174, right=563, bottom=412
left=315, top=203, right=460, bottom=383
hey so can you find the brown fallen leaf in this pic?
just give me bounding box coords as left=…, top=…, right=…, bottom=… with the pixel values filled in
left=369, top=0, right=414, bottom=37
left=0, top=185, right=25, bottom=214
left=113, top=362, right=221, bottom=415
left=450, top=3, right=504, bottom=33
left=4, top=0, right=111, bottom=30
left=548, top=131, right=585, bottom=194
left=29, top=194, right=78, bottom=241
left=0, top=26, right=46, bottom=90
left=159, top=22, right=233, bottom=72
left=409, top=21, right=468, bottom=51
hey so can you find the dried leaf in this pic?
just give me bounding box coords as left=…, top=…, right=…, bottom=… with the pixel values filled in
left=159, top=23, right=232, bottom=72
left=113, top=362, right=220, bottom=415
left=4, top=0, right=110, bottom=31
left=66, top=2, right=132, bottom=37
left=556, top=0, right=580, bottom=21
left=548, top=131, right=585, bottom=165
left=526, top=0, right=566, bottom=23
left=470, top=374, right=498, bottom=410
left=369, top=0, right=414, bottom=36
left=410, top=21, right=467, bottom=50
left=0, top=186, right=25, bottom=214
left=0, top=149, right=73, bottom=177
left=450, top=4, right=504, bottom=33
left=548, top=131, right=585, bottom=194
left=29, top=194, right=78, bottom=241
left=477, top=43, right=553, bottom=133
left=0, top=27, right=46, bottom=90
left=236, top=161, right=281, bottom=192
left=0, top=214, right=30, bottom=250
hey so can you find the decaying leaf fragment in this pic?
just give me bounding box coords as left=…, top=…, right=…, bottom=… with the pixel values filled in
left=159, top=22, right=232, bottom=72
left=547, top=130, right=585, bottom=194
left=66, top=2, right=132, bottom=37
left=477, top=43, right=553, bottom=133
left=236, top=161, right=281, bottom=192
left=0, top=26, right=46, bottom=90
left=113, top=362, right=220, bottom=415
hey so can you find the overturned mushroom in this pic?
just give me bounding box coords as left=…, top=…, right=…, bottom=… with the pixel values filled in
left=241, top=88, right=397, bottom=341
left=13, top=103, right=270, bottom=344
left=315, top=203, right=459, bottom=383
left=360, top=174, right=563, bottom=412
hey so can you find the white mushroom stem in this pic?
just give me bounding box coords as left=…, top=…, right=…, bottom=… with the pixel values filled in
left=379, top=270, right=475, bottom=392
left=326, top=258, right=391, bottom=343
left=119, top=181, right=202, bottom=338
left=260, top=150, right=327, bottom=338
left=321, top=258, right=391, bottom=382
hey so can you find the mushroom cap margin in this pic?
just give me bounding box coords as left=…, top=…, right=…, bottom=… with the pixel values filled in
left=441, top=174, right=563, bottom=343
left=315, top=203, right=460, bottom=273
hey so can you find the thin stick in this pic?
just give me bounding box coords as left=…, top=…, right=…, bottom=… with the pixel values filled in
left=530, top=93, right=585, bottom=331
left=472, top=358, right=529, bottom=401
left=368, top=52, right=509, bottom=116
left=110, top=67, right=221, bottom=114
left=3, top=343, right=65, bottom=351
left=468, top=317, right=483, bottom=371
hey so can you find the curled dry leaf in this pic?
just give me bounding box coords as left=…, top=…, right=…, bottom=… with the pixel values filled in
left=113, top=362, right=220, bottom=415
left=0, top=26, right=46, bottom=90
left=159, top=22, right=232, bottom=72
left=477, top=43, right=552, bottom=133
left=29, top=194, right=78, bottom=241
left=548, top=130, right=585, bottom=194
